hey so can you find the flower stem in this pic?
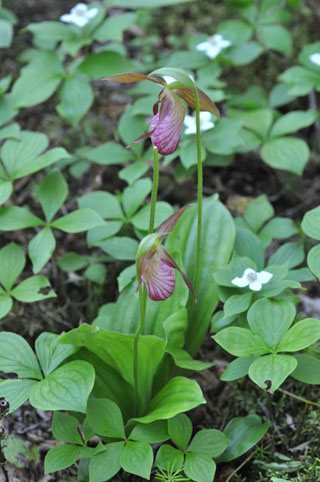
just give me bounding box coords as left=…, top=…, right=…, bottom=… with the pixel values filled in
left=148, top=147, right=159, bottom=233
left=193, top=86, right=202, bottom=291
left=279, top=388, right=320, bottom=408
left=133, top=146, right=159, bottom=416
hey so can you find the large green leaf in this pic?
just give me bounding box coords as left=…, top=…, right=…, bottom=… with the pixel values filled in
left=15, top=147, right=69, bottom=178
left=89, top=442, right=124, bottom=482
left=168, top=414, right=192, bottom=450
left=268, top=242, right=304, bottom=269
left=28, top=227, right=56, bottom=273
left=219, top=415, right=271, bottom=462
left=78, top=190, right=124, bottom=220
left=213, top=327, right=271, bottom=357
left=27, top=21, right=76, bottom=42
left=12, top=51, right=64, bottom=108
left=59, top=324, right=165, bottom=408
left=292, top=354, right=320, bottom=384
left=261, top=136, right=309, bottom=175
left=94, top=13, right=137, bottom=42
left=270, top=110, right=318, bottom=138
left=188, top=429, right=229, bottom=458
left=122, top=178, right=152, bottom=218
left=277, top=318, right=320, bottom=352
left=203, top=119, right=243, bottom=155
left=29, top=360, right=95, bottom=412
left=166, top=195, right=235, bottom=355
left=11, top=275, right=56, bottom=302
left=0, top=19, right=13, bottom=47
left=52, top=412, right=83, bottom=445
left=301, top=206, right=320, bottom=240
left=184, top=453, right=216, bottom=482
left=0, top=242, right=25, bottom=290
left=120, top=441, right=153, bottom=480
left=225, top=41, right=264, bottom=65
left=0, top=206, right=44, bottom=230
left=247, top=299, right=296, bottom=348
left=35, top=332, right=78, bottom=376
left=87, top=398, right=125, bottom=438
left=44, top=445, right=80, bottom=474
left=0, top=331, right=42, bottom=379
left=57, top=76, right=94, bottom=126
left=78, top=51, right=137, bottom=78
left=248, top=354, right=297, bottom=392
left=38, top=170, right=68, bottom=222
left=85, top=142, right=133, bottom=166
left=0, top=379, right=37, bottom=413
left=243, top=194, right=274, bottom=232
left=1, top=130, right=48, bottom=179
left=52, top=209, right=105, bottom=233
left=134, top=377, right=205, bottom=423
left=258, top=25, right=292, bottom=56
left=307, top=244, right=320, bottom=279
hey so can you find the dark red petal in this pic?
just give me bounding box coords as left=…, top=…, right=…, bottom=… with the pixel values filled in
left=160, top=248, right=197, bottom=302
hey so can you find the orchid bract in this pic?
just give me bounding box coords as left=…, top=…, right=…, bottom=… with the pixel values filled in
left=105, top=72, right=219, bottom=155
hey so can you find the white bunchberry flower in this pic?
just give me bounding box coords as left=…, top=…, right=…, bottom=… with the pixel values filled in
left=231, top=268, right=273, bottom=292
left=184, top=111, right=215, bottom=135
left=60, top=3, right=98, bottom=28
left=196, top=34, right=232, bottom=59
left=309, top=53, right=320, bottom=67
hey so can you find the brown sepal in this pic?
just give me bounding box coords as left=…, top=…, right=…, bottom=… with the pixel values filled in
left=175, top=87, right=220, bottom=118
left=103, top=73, right=165, bottom=85
left=156, top=205, right=191, bottom=237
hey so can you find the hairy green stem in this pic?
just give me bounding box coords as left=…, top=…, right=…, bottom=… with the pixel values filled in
left=133, top=147, right=159, bottom=416
left=193, top=87, right=202, bottom=291
left=279, top=388, right=320, bottom=408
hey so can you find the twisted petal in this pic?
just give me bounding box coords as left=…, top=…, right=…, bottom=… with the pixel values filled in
left=150, top=91, right=186, bottom=155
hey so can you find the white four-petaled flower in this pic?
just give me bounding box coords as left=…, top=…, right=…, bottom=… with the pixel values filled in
left=196, top=34, right=232, bottom=59
left=232, top=268, right=273, bottom=292
left=184, top=111, right=215, bottom=135
left=309, top=53, right=320, bottom=67
left=60, top=3, right=98, bottom=28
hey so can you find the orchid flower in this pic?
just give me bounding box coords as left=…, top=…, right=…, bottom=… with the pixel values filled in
left=232, top=268, right=273, bottom=292
left=196, top=34, right=232, bottom=59
left=60, top=3, right=98, bottom=27
left=105, top=73, right=219, bottom=155
left=309, top=53, right=320, bottom=66
left=136, top=207, right=196, bottom=302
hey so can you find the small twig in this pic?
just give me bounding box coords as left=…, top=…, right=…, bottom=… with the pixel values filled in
left=225, top=449, right=257, bottom=482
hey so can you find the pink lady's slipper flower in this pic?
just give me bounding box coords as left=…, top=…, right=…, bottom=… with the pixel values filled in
left=136, top=207, right=196, bottom=302
left=105, top=73, right=219, bottom=155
